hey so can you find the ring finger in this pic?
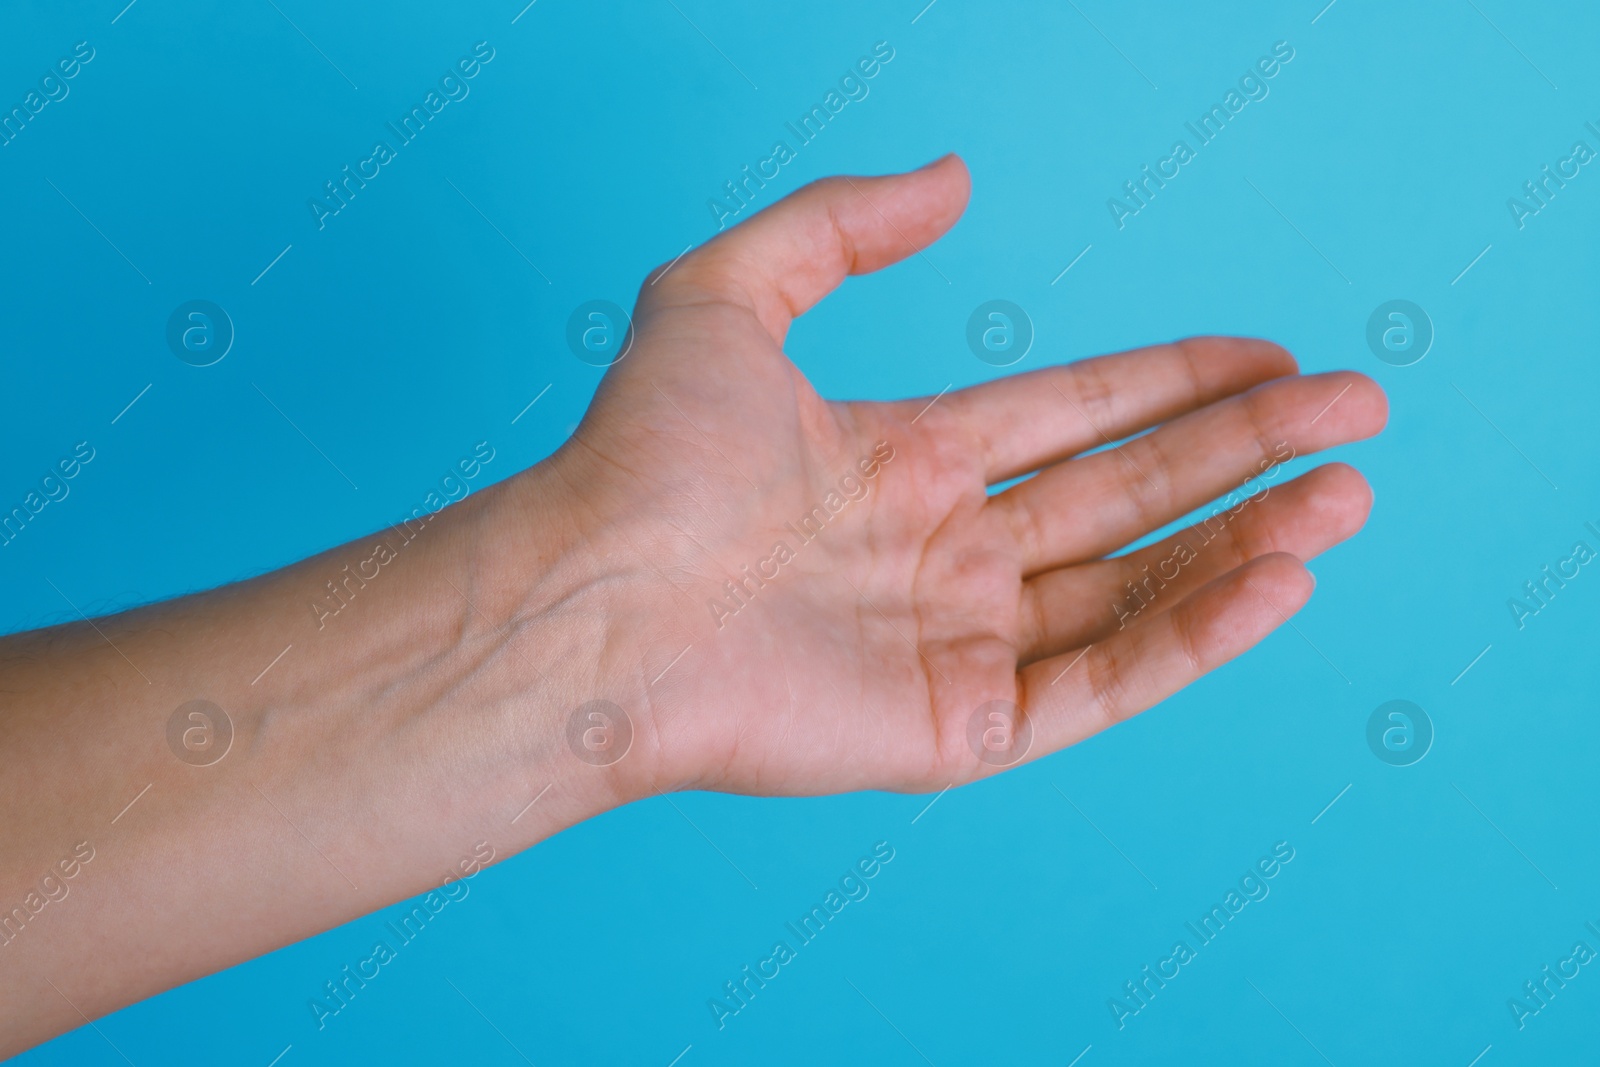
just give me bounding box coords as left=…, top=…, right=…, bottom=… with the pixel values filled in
left=1016, top=463, right=1372, bottom=664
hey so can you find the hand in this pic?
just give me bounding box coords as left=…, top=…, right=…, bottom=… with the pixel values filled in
left=537, top=153, right=1388, bottom=800
left=0, top=153, right=1387, bottom=1054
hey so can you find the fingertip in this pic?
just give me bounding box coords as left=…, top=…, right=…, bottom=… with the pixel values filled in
left=1313, top=461, right=1375, bottom=528
left=1366, top=372, right=1391, bottom=432
left=1251, top=550, right=1316, bottom=607
left=912, top=152, right=972, bottom=216
left=1174, top=336, right=1299, bottom=386
left=1329, top=370, right=1390, bottom=437
left=922, top=151, right=968, bottom=179
left=1240, top=337, right=1300, bottom=377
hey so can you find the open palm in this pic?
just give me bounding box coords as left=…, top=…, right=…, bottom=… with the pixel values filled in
left=550, top=155, right=1386, bottom=799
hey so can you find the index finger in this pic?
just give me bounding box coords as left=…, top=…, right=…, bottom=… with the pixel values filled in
left=941, top=336, right=1298, bottom=484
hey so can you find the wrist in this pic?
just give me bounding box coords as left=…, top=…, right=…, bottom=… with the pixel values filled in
left=452, top=453, right=666, bottom=827
left=222, top=457, right=642, bottom=901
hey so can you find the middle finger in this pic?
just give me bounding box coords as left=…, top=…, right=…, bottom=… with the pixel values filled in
left=993, top=370, right=1386, bottom=576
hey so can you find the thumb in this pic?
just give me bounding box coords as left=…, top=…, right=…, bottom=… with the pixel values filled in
left=638, top=154, right=970, bottom=344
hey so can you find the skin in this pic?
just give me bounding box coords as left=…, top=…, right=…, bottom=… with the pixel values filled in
left=0, top=154, right=1386, bottom=1054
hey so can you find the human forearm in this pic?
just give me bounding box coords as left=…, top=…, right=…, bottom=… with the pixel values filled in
left=0, top=460, right=631, bottom=1053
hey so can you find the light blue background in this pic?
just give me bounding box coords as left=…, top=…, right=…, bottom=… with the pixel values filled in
left=3, top=0, right=1597, bottom=1063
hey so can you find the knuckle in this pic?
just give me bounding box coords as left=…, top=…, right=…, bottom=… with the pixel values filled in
left=1024, top=582, right=1053, bottom=653
left=1240, top=387, right=1284, bottom=464
left=1084, top=642, right=1130, bottom=727
left=804, top=174, right=852, bottom=199
left=1224, top=508, right=1276, bottom=568
left=1120, top=436, right=1176, bottom=523
left=1170, top=600, right=1208, bottom=677
left=1069, top=359, right=1120, bottom=432
left=1005, top=496, right=1051, bottom=570
left=1170, top=337, right=1212, bottom=402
